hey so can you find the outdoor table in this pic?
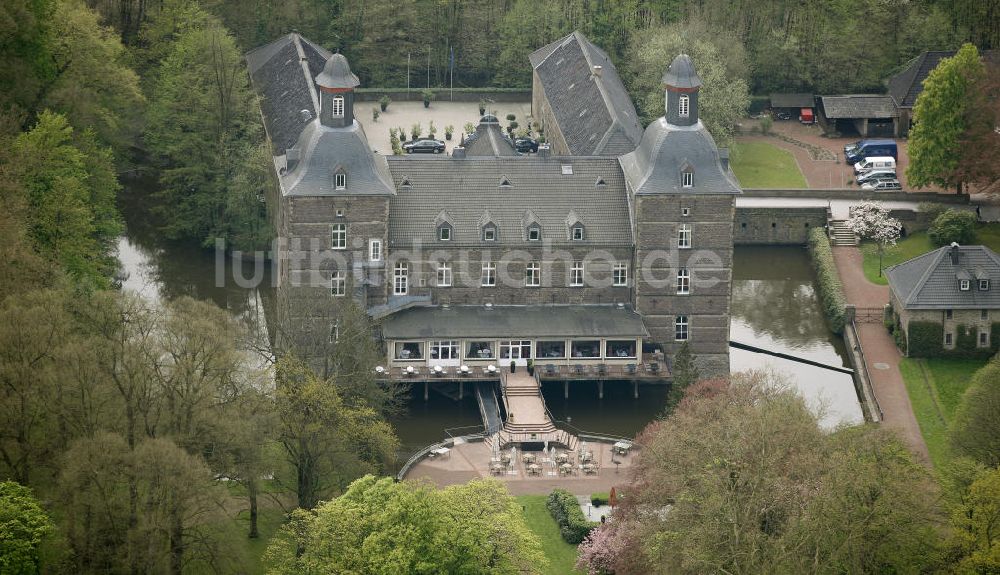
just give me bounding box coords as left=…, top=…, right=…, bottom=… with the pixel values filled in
left=487, top=365, right=497, bottom=373
left=375, top=366, right=385, bottom=375
left=500, top=453, right=511, bottom=463
left=583, top=464, right=597, bottom=475
left=527, top=464, right=541, bottom=475
left=613, top=441, right=632, bottom=455
left=405, top=366, right=415, bottom=375
left=434, top=365, right=443, bottom=374
left=490, top=463, right=505, bottom=475
left=430, top=447, right=450, bottom=458
left=460, top=365, right=470, bottom=374
left=555, top=453, right=568, bottom=463
left=580, top=450, right=593, bottom=462
left=522, top=453, right=536, bottom=464
left=559, top=463, right=572, bottom=475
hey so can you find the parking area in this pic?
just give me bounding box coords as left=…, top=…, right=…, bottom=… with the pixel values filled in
left=355, top=100, right=532, bottom=156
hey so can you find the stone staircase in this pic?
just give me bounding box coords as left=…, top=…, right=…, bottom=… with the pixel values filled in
left=491, top=371, right=578, bottom=451
left=829, top=220, right=858, bottom=246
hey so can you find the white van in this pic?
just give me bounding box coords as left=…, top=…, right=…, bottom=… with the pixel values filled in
left=854, top=156, right=896, bottom=174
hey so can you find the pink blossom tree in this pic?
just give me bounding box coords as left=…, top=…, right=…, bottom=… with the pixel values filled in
left=847, top=201, right=902, bottom=276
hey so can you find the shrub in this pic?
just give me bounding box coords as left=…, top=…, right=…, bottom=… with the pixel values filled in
left=421, top=89, right=434, bottom=103
left=906, top=321, right=944, bottom=357
left=807, top=228, right=847, bottom=334
left=428, top=120, right=436, bottom=136
left=506, top=113, right=516, bottom=122
left=411, top=123, right=422, bottom=141
left=928, top=209, right=977, bottom=246
left=379, top=95, right=391, bottom=111
left=547, top=489, right=598, bottom=544
left=760, top=115, right=773, bottom=135
left=464, top=122, right=475, bottom=135
left=372, top=107, right=379, bottom=121
left=590, top=492, right=609, bottom=506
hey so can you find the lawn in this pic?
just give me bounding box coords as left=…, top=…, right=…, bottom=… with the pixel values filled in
left=861, top=223, right=1000, bottom=285
left=730, top=141, right=808, bottom=189
left=517, top=495, right=583, bottom=575
left=898, top=357, right=986, bottom=470
left=192, top=507, right=285, bottom=574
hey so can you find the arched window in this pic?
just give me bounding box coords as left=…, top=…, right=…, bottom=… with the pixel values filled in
left=332, top=95, right=345, bottom=118
left=335, top=171, right=346, bottom=190
left=678, top=94, right=690, bottom=118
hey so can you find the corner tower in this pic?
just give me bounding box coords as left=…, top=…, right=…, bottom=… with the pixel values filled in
left=316, top=53, right=359, bottom=128
left=619, top=54, right=741, bottom=377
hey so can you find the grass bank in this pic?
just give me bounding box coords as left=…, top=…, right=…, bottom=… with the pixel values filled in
left=862, top=223, right=1000, bottom=285
left=898, top=357, right=986, bottom=470
left=731, top=141, right=808, bottom=188
left=517, top=495, right=583, bottom=575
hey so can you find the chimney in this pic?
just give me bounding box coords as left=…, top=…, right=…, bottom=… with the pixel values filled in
left=592, top=65, right=603, bottom=77
left=451, top=146, right=466, bottom=159
left=719, top=148, right=730, bottom=172
left=950, top=242, right=960, bottom=265
left=538, top=144, right=551, bottom=158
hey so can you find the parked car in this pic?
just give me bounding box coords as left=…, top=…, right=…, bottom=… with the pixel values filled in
left=861, top=179, right=902, bottom=191
left=514, top=137, right=539, bottom=153
left=853, top=156, right=896, bottom=175
left=402, top=138, right=446, bottom=154
left=856, top=169, right=896, bottom=185
left=845, top=139, right=897, bottom=164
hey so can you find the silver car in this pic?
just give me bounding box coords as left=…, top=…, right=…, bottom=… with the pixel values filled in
left=857, top=170, right=896, bottom=185
left=860, top=179, right=902, bottom=191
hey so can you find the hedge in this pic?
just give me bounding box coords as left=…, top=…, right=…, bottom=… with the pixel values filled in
left=807, top=228, right=847, bottom=334
left=590, top=492, right=609, bottom=506
left=906, top=321, right=1000, bottom=358
left=546, top=488, right=598, bottom=544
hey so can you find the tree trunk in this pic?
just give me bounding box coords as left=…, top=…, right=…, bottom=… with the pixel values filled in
left=169, top=506, right=184, bottom=575
left=248, top=478, right=259, bottom=539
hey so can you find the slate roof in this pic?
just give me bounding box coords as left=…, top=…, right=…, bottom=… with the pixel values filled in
left=888, top=50, right=1000, bottom=108
left=315, top=53, right=360, bottom=89
left=246, top=33, right=331, bottom=154
left=662, top=54, right=702, bottom=89
left=886, top=245, right=1000, bottom=310
left=820, top=95, right=898, bottom=119
left=619, top=118, right=741, bottom=196
left=280, top=120, right=394, bottom=196
left=463, top=120, right=518, bottom=156
left=529, top=31, right=642, bottom=156
left=384, top=156, right=632, bottom=247
left=770, top=93, right=815, bottom=109
left=381, top=305, right=649, bottom=339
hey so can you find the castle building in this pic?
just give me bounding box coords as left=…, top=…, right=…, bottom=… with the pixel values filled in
left=247, top=32, right=740, bottom=377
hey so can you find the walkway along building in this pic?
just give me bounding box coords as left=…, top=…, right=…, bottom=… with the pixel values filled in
left=247, top=33, right=741, bottom=379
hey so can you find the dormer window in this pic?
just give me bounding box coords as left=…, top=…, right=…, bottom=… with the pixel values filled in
left=332, top=95, right=345, bottom=118
left=439, top=225, right=452, bottom=241
left=980, top=279, right=990, bottom=291
left=400, top=177, right=411, bottom=190
left=682, top=171, right=693, bottom=188
left=678, top=94, right=690, bottom=118
left=483, top=226, right=496, bottom=242
left=499, top=176, right=512, bottom=188
left=528, top=226, right=541, bottom=241
left=335, top=171, right=346, bottom=190
left=572, top=226, right=585, bottom=241
left=595, top=177, right=606, bottom=188
left=960, top=279, right=970, bottom=291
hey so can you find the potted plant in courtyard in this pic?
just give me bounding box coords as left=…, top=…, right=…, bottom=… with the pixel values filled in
left=372, top=107, right=380, bottom=122
left=428, top=121, right=437, bottom=138
left=445, top=125, right=454, bottom=140
left=422, top=89, right=434, bottom=108
left=464, top=122, right=475, bottom=135
left=527, top=359, right=534, bottom=376
left=510, top=360, right=516, bottom=373
left=379, top=95, right=391, bottom=112
left=411, top=123, right=422, bottom=141
left=479, top=99, right=487, bottom=115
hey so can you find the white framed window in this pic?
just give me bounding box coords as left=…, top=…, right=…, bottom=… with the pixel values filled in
left=980, top=331, right=989, bottom=347
left=960, top=279, right=970, bottom=291
left=570, top=261, right=584, bottom=287
left=528, top=226, right=541, bottom=241
left=430, top=340, right=460, bottom=360
left=332, top=95, right=345, bottom=118
left=944, top=332, right=953, bottom=346
left=331, top=223, right=346, bottom=250
left=681, top=207, right=691, bottom=217
left=677, top=267, right=690, bottom=294
left=481, top=261, right=496, bottom=287
left=331, top=271, right=346, bottom=297
left=525, top=261, right=540, bottom=287
left=572, top=226, right=585, bottom=241
left=369, top=239, right=382, bottom=262
left=393, top=262, right=408, bottom=295
left=483, top=226, right=496, bottom=242
left=613, top=262, right=628, bottom=286
left=335, top=172, right=346, bottom=190
left=439, top=226, right=451, bottom=241
left=675, top=315, right=689, bottom=341
left=980, top=279, right=990, bottom=291
left=678, top=224, right=692, bottom=249
left=682, top=171, right=693, bottom=188
left=437, top=262, right=452, bottom=287
left=678, top=94, right=689, bottom=118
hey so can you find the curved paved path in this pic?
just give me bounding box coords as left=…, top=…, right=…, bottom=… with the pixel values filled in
left=832, top=246, right=930, bottom=465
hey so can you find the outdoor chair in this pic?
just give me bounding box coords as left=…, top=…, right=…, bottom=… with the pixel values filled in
left=625, top=363, right=637, bottom=375
left=545, top=364, right=557, bottom=376
left=648, top=362, right=660, bottom=374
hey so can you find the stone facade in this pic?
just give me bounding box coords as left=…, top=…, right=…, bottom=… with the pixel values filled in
left=530, top=69, right=569, bottom=156
left=734, top=207, right=827, bottom=245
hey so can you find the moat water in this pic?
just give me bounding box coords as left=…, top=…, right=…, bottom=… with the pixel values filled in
left=118, top=177, right=862, bottom=460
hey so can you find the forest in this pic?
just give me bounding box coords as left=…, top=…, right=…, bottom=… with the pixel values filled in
left=2, top=0, right=1000, bottom=573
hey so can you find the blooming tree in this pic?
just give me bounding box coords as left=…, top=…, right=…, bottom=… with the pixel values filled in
left=847, top=201, right=902, bottom=276
left=576, top=521, right=631, bottom=575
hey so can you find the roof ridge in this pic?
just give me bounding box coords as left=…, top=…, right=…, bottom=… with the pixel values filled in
left=905, top=247, right=947, bottom=307
left=290, top=33, right=320, bottom=114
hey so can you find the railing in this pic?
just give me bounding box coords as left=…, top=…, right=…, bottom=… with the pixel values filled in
left=395, top=432, right=488, bottom=481
left=550, top=418, right=637, bottom=448
left=846, top=319, right=885, bottom=423
left=854, top=306, right=886, bottom=325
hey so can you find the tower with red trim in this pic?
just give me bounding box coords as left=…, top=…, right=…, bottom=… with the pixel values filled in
left=316, top=53, right=359, bottom=128
left=662, top=54, right=700, bottom=127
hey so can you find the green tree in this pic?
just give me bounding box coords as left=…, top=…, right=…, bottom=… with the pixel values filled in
left=0, top=481, right=54, bottom=575
left=265, top=475, right=547, bottom=574
left=950, top=356, right=1000, bottom=467
left=928, top=209, right=978, bottom=246
left=625, top=19, right=749, bottom=146
left=664, top=341, right=698, bottom=415
left=589, top=372, right=942, bottom=575
left=947, top=465, right=1000, bottom=572
left=907, top=44, right=986, bottom=192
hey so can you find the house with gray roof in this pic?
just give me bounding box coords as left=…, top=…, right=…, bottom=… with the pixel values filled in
left=886, top=244, right=1000, bottom=356
left=248, top=35, right=739, bottom=377
left=818, top=95, right=899, bottom=137
left=529, top=31, right=643, bottom=156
